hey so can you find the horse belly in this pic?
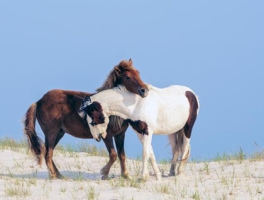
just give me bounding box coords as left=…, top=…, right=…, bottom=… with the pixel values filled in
left=154, top=99, right=190, bottom=135
left=154, top=115, right=188, bottom=135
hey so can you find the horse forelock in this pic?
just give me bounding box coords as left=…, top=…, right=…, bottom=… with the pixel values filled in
left=117, top=59, right=136, bottom=71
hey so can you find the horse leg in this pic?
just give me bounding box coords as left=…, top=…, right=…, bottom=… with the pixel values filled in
left=101, top=135, right=117, bottom=180
left=177, top=131, right=190, bottom=175
left=52, top=130, right=65, bottom=178
left=135, top=132, right=149, bottom=180
left=168, top=133, right=177, bottom=176
left=141, top=132, right=153, bottom=181
left=44, top=129, right=65, bottom=179
left=168, top=129, right=184, bottom=176
left=168, top=132, right=178, bottom=176
left=114, top=131, right=131, bottom=179
left=136, top=131, right=160, bottom=180
left=148, top=145, right=161, bottom=180
left=176, top=90, right=198, bottom=174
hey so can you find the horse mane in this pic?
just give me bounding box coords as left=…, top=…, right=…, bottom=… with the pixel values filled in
left=96, top=59, right=135, bottom=129
left=96, top=59, right=136, bottom=92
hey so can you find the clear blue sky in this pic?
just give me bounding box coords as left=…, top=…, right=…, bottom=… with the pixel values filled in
left=0, top=1, right=263, bottom=161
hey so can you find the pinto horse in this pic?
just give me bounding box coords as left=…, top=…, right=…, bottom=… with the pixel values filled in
left=23, top=59, right=148, bottom=179
left=79, top=84, right=199, bottom=180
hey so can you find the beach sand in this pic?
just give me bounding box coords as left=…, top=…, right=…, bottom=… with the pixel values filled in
left=0, top=148, right=264, bottom=200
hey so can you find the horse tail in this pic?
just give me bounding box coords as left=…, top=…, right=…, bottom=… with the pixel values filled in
left=23, top=102, right=45, bottom=166
left=184, top=91, right=199, bottom=139
left=175, top=90, right=199, bottom=160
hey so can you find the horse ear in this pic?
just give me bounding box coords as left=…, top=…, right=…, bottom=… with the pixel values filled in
left=84, top=96, right=91, bottom=103
left=129, top=58, right=133, bottom=65
left=79, top=96, right=92, bottom=112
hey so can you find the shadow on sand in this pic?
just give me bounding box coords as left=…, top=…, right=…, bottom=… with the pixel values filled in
left=0, top=170, right=103, bottom=181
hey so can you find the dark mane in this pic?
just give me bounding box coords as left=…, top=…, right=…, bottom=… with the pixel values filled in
left=96, top=59, right=136, bottom=92
left=96, top=59, right=136, bottom=130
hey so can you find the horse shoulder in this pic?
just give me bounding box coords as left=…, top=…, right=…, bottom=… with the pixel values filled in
left=129, top=94, right=158, bottom=127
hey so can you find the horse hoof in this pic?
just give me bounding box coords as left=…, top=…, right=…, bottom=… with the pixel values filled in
left=122, top=174, right=132, bottom=180
left=176, top=173, right=184, bottom=178
left=58, top=174, right=65, bottom=179
left=49, top=174, right=65, bottom=180
left=139, top=173, right=149, bottom=181
left=156, top=174, right=162, bottom=181
left=168, top=172, right=176, bottom=176
left=101, top=174, right=109, bottom=180
left=177, top=169, right=185, bottom=175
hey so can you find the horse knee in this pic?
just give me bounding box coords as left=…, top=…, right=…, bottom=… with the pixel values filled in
left=110, top=152, right=117, bottom=162
left=118, top=153, right=126, bottom=161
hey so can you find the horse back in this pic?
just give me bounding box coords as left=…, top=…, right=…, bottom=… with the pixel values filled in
left=35, top=89, right=128, bottom=138
left=37, top=89, right=92, bottom=119
left=35, top=89, right=93, bottom=138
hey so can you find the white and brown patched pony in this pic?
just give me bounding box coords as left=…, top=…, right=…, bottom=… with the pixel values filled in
left=79, top=84, right=199, bottom=181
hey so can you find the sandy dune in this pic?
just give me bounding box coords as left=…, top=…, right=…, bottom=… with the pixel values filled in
left=0, top=148, right=264, bottom=200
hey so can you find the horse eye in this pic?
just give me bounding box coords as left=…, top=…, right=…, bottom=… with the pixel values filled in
left=90, top=121, right=96, bottom=126
left=126, top=76, right=130, bottom=80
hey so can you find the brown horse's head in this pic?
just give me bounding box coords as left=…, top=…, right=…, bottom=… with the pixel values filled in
left=79, top=98, right=105, bottom=125
left=97, top=59, right=148, bottom=98
left=78, top=97, right=109, bottom=142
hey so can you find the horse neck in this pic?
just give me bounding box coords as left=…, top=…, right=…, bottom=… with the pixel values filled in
left=93, top=87, right=137, bottom=119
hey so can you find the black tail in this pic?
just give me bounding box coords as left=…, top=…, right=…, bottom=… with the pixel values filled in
left=23, top=103, right=44, bottom=165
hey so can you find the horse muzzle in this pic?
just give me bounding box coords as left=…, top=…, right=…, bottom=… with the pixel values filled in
left=95, top=133, right=103, bottom=142
left=95, top=132, right=107, bottom=142
left=138, top=87, right=149, bottom=98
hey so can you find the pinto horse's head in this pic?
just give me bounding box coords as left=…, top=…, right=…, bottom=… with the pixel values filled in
left=97, top=59, right=149, bottom=98
left=78, top=97, right=109, bottom=142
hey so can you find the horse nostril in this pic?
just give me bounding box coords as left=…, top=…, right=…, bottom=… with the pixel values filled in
left=96, top=134, right=102, bottom=142
left=138, top=88, right=148, bottom=97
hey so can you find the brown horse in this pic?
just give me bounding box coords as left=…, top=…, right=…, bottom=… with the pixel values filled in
left=23, top=59, right=148, bottom=179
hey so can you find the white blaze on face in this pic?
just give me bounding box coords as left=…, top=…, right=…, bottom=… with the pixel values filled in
left=87, top=116, right=101, bottom=140
left=100, top=115, right=109, bottom=138
left=86, top=114, right=109, bottom=141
